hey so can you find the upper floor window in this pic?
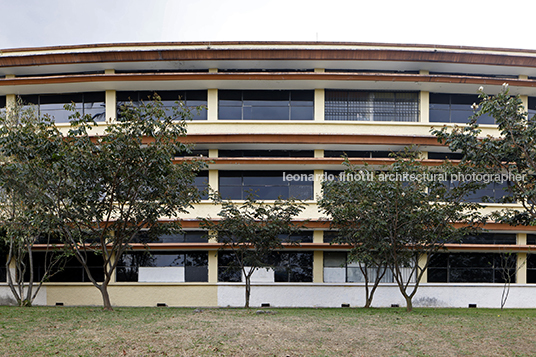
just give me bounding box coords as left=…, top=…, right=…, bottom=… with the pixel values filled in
left=528, top=97, right=536, bottom=118
left=219, top=170, right=313, bottom=200
left=133, top=230, right=209, bottom=243
left=325, top=90, right=419, bottom=122
left=20, top=92, right=105, bottom=123
left=117, top=90, right=207, bottom=120
left=0, top=96, right=5, bottom=108
left=219, top=90, right=313, bottom=120
left=430, top=93, right=494, bottom=124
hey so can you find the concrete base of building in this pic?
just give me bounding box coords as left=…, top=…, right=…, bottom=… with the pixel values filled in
left=0, top=283, right=534, bottom=309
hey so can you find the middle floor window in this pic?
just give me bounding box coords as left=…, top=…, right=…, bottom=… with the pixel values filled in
left=325, top=90, right=419, bottom=121
left=219, top=171, right=314, bottom=200
left=219, top=90, right=314, bottom=120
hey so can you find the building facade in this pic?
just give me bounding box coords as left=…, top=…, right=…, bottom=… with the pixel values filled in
left=1, top=42, right=536, bottom=308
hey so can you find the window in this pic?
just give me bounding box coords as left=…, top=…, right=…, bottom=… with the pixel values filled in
left=0, top=96, right=5, bottom=108
left=194, top=171, right=209, bottom=200
left=134, top=231, right=208, bottom=243
left=323, top=252, right=394, bottom=283
left=218, top=251, right=313, bottom=282
left=116, top=251, right=208, bottom=282
left=219, top=171, right=313, bottom=200
left=219, top=90, right=313, bottom=120
left=325, top=90, right=418, bottom=121
left=427, top=152, right=464, bottom=160
left=445, top=180, right=513, bottom=203
left=117, top=90, right=207, bottom=120
left=528, top=97, right=536, bottom=118
left=28, top=252, right=104, bottom=283
left=428, top=253, right=516, bottom=283
left=218, top=150, right=314, bottom=158
left=273, top=252, right=313, bottom=282
left=430, top=93, right=494, bottom=124
left=526, top=254, right=536, bottom=283
left=324, top=150, right=393, bottom=158
left=20, top=93, right=105, bottom=123
left=453, top=233, right=516, bottom=245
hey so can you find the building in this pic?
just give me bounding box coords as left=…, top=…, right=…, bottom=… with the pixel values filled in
left=1, top=41, right=536, bottom=308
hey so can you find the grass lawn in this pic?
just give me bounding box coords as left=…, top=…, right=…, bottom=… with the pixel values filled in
left=0, top=306, right=534, bottom=356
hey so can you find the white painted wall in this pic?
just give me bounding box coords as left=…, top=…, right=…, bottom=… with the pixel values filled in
left=218, top=283, right=536, bottom=309
left=138, top=267, right=185, bottom=282
left=0, top=286, right=47, bottom=306
left=243, top=267, right=275, bottom=283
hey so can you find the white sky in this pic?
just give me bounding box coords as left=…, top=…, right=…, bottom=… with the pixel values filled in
left=0, top=0, right=535, bottom=50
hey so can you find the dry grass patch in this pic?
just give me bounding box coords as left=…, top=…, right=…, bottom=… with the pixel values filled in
left=0, top=307, right=534, bottom=356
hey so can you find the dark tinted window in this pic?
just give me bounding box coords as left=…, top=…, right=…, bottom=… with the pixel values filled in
left=29, top=252, right=103, bottom=283
left=219, top=171, right=313, bottom=200
left=325, top=90, right=418, bottom=122
left=20, top=92, right=105, bottom=123
left=219, top=90, right=313, bottom=120
left=428, top=253, right=516, bottom=283
left=117, top=90, right=207, bottom=120
left=324, top=150, right=393, bottom=158
left=116, top=251, right=208, bottom=282
left=430, top=93, right=494, bottom=124
left=272, top=252, right=313, bottom=282
left=0, top=96, right=5, bottom=108
left=218, top=150, right=314, bottom=158
left=427, top=152, right=464, bottom=160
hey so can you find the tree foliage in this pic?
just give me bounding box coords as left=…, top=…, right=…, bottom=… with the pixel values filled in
left=0, top=96, right=206, bottom=310
left=432, top=84, right=536, bottom=226
left=0, top=102, right=68, bottom=306
left=201, top=195, right=305, bottom=308
left=319, top=151, right=483, bottom=311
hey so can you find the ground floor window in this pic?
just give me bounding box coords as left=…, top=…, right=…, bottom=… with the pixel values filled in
left=323, top=252, right=394, bottom=283
left=27, top=252, right=104, bottom=283
left=218, top=251, right=313, bottom=282
left=116, top=251, right=208, bottom=282
left=428, top=253, right=516, bottom=283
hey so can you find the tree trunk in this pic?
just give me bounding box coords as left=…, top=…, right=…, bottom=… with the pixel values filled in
left=99, top=284, right=113, bottom=311
left=405, top=295, right=413, bottom=312
left=245, top=276, right=251, bottom=308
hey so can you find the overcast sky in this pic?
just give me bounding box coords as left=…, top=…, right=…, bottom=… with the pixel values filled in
left=0, top=0, right=534, bottom=50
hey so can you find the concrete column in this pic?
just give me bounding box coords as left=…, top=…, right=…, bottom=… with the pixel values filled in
left=105, top=90, right=116, bottom=123
left=208, top=149, right=218, bottom=158
left=209, top=170, right=218, bottom=192
left=313, top=230, right=324, bottom=243
left=314, top=169, right=323, bottom=201
left=313, top=251, right=324, bottom=283
left=314, top=89, right=325, bottom=122
left=418, top=253, right=427, bottom=283
left=517, top=233, right=527, bottom=284
left=419, top=70, right=429, bottom=123
left=208, top=250, right=218, bottom=283
left=207, top=89, right=218, bottom=121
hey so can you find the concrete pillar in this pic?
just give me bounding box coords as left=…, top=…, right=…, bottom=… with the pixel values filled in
left=207, top=89, right=218, bottom=121
left=517, top=233, right=527, bottom=284
left=209, top=170, right=218, bottom=192
left=313, top=251, right=324, bottom=283
left=208, top=250, right=218, bottom=283
left=418, top=253, right=427, bottom=283
left=419, top=70, right=429, bottom=123
left=314, top=169, right=323, bottom=201
left=314, top=88, right=325, bottom=122
left=105, top=90, right=116, bottom=123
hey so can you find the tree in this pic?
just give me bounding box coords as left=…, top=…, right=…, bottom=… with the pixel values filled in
left=201, top=195, right=305, bottom=308
left=432, top=84, right=536, bottom=226
left=0, top=102, right=67, bottom=306
left=0, top=96, right=206, bottom=310
left=319, top=152, right=483, bottom=311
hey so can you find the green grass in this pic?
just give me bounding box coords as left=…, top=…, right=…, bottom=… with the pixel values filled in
left=0, top=306, right=535, bottom=356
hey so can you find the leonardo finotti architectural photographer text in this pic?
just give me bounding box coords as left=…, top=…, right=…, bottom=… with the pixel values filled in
left=282, top=171, right=525, bottom=184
